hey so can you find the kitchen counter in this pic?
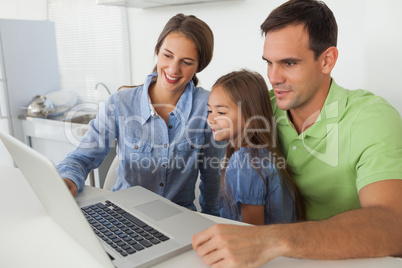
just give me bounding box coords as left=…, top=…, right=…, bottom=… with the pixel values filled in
left=21, top=113, right=94, bottom=145
left=20, top=112, right=116, bottom=189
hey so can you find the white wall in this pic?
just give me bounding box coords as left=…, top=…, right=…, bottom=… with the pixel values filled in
left=128, top=0, right=402, bottom=115
left=0, top=0, right=47, bottom=20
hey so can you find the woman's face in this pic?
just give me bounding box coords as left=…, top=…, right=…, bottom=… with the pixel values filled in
left=156, top=32, right=199, bottom=94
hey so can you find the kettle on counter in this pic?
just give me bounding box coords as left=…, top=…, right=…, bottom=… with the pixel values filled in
left=24, top=95, right=55, bottom=117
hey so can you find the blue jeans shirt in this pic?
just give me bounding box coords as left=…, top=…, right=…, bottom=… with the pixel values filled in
left=220, top=147, right=295, bottom=224
left=57, top=72, right=221, bottom=215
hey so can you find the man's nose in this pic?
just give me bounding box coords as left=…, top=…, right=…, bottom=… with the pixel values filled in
left=268, top=65, right=285, bottom=85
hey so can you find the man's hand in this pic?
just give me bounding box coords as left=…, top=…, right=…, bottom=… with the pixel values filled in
left=63, top=178, right=78, bottom=197
left=192, top=224, right=288, bottom=268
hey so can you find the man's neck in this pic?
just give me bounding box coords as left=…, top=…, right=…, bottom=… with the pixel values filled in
left=289, top=78, right=332, bottom=135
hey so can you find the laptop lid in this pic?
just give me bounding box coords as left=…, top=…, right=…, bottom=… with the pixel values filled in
left=0, top=131, right=216, bottom=268
left=0, top=131, right=114, bottom=267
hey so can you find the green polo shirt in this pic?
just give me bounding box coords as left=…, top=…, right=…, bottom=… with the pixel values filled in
left=270, top=80, right=402, bottom=220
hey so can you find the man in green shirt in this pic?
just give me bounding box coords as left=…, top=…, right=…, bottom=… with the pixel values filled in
left=192, top=0, right=402, bottom=266
left=273, top=79, right=402, bottom=221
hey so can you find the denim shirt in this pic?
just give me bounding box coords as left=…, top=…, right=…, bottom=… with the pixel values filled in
left=57, top=72, right=221, bottom=215
left=220, top=147, right=295, bottom=224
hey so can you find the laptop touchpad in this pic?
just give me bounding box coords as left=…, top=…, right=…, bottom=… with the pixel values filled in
left=135, top=200, right=182, bottom=221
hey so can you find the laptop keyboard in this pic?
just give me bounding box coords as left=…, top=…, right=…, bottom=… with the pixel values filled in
left=81, top=200, right=169, bottom=257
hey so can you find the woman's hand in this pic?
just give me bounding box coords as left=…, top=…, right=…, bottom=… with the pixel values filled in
left=63, top=178, right=78, bottom=197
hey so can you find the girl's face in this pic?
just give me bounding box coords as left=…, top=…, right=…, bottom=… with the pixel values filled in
left=207, top=86, right=245, bottom=147
left=156, top=32, right=199, bottom=94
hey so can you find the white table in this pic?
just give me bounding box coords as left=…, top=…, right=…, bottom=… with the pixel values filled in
left=1, top=164, right=401, bottom=268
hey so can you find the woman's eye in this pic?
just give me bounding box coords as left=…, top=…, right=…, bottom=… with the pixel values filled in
left=183, top=61, right=193, bottom=66
left=164, top=53, right=172, bottom=58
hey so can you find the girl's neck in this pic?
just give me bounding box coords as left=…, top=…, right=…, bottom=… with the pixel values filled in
left=230, top=138, right=247, bottom=151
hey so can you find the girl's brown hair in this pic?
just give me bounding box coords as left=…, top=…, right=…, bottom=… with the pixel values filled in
left=214, top=69, right=305, bottom=221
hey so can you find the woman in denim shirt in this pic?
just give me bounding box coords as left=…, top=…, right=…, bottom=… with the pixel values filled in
left=58, top=14, right=220, bottom=215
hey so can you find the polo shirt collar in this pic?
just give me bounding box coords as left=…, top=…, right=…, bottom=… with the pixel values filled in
left=140, top=72, right=193, bottom=125
left=274, top=79, right=347, bottom=138
left=304, top=79, right=347, bottom=138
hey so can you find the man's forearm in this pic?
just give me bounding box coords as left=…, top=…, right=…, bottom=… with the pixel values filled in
left=276, top=207, right=402, bottom=260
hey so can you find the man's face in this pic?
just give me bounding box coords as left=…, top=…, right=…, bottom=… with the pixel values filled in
left=263, top=24, right=327, bottom=115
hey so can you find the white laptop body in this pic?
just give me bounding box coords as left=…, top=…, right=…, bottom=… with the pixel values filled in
left=0, top=131, right=215, bottom=268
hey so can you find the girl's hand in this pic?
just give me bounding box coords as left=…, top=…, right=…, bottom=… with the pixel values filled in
left=241, top=204, right=265, bottom=225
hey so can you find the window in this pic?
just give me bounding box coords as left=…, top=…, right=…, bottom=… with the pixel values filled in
left=48, top=0, right=131, bottom=103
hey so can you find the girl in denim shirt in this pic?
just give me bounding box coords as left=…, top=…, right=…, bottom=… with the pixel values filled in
left=58, top=14, right=220, bottom=215
left=207, top=70, right=305, bottom=224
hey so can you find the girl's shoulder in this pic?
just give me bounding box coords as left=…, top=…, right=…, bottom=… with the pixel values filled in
left=234, top=147, right=272, bottom=158
left=227, top=147, right=278, bottom=175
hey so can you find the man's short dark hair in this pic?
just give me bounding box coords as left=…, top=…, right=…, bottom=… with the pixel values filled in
left=261, top=0, right=338, bottom=59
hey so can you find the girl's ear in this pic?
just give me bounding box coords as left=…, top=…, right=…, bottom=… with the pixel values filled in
left=321, top=46, right=338, bottom=75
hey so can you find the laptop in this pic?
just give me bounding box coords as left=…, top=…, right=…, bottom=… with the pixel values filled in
left=0, top=131, right=215, bottom=268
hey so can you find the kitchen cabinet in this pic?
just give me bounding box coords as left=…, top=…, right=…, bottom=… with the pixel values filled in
left=21, top=117, right=116, bottom=188
left=97, top=0, right=233, bottom=8
left=0, top=19, right=59, bottom=143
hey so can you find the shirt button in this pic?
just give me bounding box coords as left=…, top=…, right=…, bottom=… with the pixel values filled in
left=292, top=146, right=297, bottom=150
left=160, top=183, right=164, bottom=187
left=190, top=145, right=195, bottom=149
left=162, top=165, right=166, bottom=168
left=170, top=112, right=174, bottom=116
left=164, top=144, right=168, bottom=148
left=168, top=125, right=173, bottom=129
left=134, top=145, right=139, bottom=149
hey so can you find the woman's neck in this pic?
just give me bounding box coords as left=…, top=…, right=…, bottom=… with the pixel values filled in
left=148, top=82, right=184, bottom=125
left=149, top=82, right=183, bottom=107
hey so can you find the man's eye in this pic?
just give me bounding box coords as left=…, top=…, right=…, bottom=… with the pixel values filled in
left=285, top=62, right=295, bottom=67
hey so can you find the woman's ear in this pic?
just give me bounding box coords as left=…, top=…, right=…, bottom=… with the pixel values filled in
left=321, top=46, right=338, bottom=75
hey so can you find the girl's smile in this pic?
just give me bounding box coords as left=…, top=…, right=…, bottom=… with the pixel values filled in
left=207, top=85, right=245, bottom=147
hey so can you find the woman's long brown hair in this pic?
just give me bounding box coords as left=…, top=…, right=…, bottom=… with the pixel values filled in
left=214, top=69, right=305, bottom=222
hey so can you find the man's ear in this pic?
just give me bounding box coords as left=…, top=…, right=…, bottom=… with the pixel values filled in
left=321, top=46, right=338, bottom=75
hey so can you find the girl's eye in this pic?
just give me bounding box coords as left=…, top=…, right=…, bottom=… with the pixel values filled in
left=207, top=110, right=212, bottom=114
left=218, top=112, right=225, bottom=115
